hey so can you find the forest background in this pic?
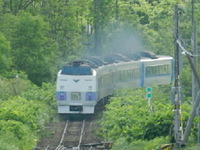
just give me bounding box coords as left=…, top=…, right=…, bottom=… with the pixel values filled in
left=0, top=0, right=199, bottom=149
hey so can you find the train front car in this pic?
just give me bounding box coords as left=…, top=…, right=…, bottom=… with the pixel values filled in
left=56, top=61, right=97, bottom=114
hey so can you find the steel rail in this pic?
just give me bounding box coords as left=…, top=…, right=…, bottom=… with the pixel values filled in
left=78, top=119, right=86, bottom=149
left=55, top=120, right=69, bottom=150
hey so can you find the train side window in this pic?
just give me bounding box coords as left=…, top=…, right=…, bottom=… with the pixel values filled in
left=112, top=72, right=115, bottom=82
left=133, top=68, right=140, bottom=78
left=102, top=75, right=104, bottom=86
left=161, top=66, right=163, bottom=74
left=155, top=66, right=157, bottom=75
left=164, top=65, right=167, bottom=72
left=98, top=76, right=102, bottom=87
left=122, top=70, right=124, bottom=80
left=157, top=66, right=161, bottom=74
left=129, top=70, right=132, bottom=79
left=120, top=71, right=122, bottom=81
left=152, top=67, right=154, bottom=76
left=166, top=65, right=170, bottom=73
left=131, top=69, right=134, bottom=78
left=146, top=67, right=150, bottom=77
left=116, top=71, right=120, bottom=81
left=102, top=74, right=112, bottom=86
left=145, top=64, right=171, bottom=77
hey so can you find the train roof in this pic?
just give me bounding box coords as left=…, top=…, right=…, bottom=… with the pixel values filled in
left=64, top=51, right=168, bottom=68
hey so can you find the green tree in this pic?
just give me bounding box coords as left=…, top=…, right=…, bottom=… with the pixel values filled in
left=134, top=0, right=176, bottom=55
left=11, top=11, right=56, bottom=85
left=39, top=0, right=90, bottom=64
left=0, top=13, right=16, bottom=41
left=0, top=0, right=40, bottom=15
left=0, top=32, right=11, bottom=73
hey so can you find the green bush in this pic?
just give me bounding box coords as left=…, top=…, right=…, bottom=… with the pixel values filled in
left=0, top=71, right=34, bottom=101
left=0, top=80, right=57, bottom=149
left=101, top=86, right=174, bottom=142
left=0, top=131, right=20, bottom=150
left=100, top=85, right=193, bottom=147
left=0, top=121, right=36, bottom=150
left=111, top=136, right=170, bottom=150
left=0, top=97, right=47, bottom=131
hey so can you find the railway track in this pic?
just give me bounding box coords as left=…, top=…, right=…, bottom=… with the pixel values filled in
left=36, top=107, right=112, bottom=150
left=55, top=119, right=85, bottom=150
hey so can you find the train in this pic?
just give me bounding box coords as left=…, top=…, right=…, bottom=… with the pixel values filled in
left=56, top=51, right=174, bottom=114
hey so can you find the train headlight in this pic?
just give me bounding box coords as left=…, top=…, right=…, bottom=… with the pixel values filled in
left=56, top=92, right=67, bottom=100
left=85, top=92, right=96, bottom=101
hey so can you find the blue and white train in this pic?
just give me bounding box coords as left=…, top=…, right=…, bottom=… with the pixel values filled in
left=56, top=51, right=173, bottom=114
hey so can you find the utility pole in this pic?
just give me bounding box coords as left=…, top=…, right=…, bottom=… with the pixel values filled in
left=177, top=39, right=200, bottom=144
left=180, top=0, right=199, bottom=144
left=172, top=4, right=183, bottom=147
left=172, top=0, right=200, bottom=146
left=191, top=0, right=200, bottom=147
left=191, top=0, right=198, bottom=105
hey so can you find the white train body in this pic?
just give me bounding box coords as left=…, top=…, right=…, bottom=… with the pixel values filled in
left=56, top=70, right=97, bottom=114
left=56, top=52, right=173, bottom=114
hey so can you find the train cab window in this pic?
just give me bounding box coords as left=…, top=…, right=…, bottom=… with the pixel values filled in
left=61, top=66, right=92, bottom=75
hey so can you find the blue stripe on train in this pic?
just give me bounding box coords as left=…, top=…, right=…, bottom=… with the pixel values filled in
left=56, top=92, right=67, bottom=100
left=140, top=62, right=144, bottom=87
left=171, top=59, right=174, bottom=83
left=85, top=92, right=96, bottom=101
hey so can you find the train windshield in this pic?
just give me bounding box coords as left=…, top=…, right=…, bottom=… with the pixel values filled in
left=60, top=66, right=92, bottom=75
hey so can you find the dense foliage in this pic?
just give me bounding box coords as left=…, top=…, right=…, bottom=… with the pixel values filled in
left=100, top=86, right=196, bottom=149
left=0, top=73, right=56, bottom=150
left=0, top=0, right=199, bottom=149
